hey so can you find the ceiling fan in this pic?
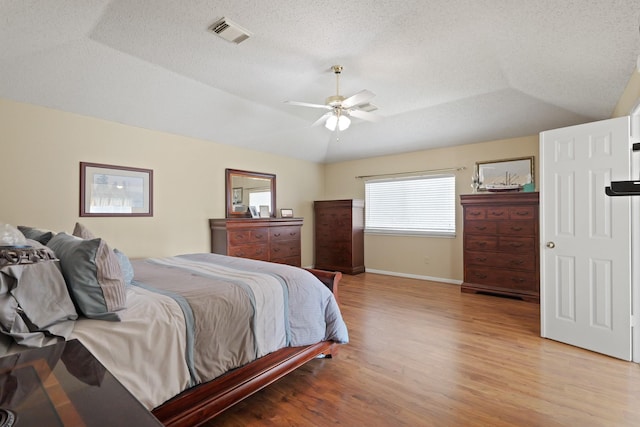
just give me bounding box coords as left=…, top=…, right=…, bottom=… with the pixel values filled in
left=284, top=65, right=380, bottom=132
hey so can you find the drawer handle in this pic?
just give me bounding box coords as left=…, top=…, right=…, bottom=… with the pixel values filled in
left=289, top=232, right=297, bottom=236
left=510, top=260, right=525, bottom=266
left=273, top=248, right=280, bottom=253
left=469, top=211, right=482, bottom=216
left=509, top=242, right=524, bottom=248
left=474, top=257, right=487, bottom=262
left=475, top=226, right=487, bottom=231
left=515, top=211, right=529, bottom=216
left=511, top=278, right=525, bottom=283
left=474, top=273, right=488, bottom=279
left=255, top=234, right=264, bottom=239
left=510, top=226, right=523, bottom=231
left=274, top=233, right=281, bottom=237
left=476, top=241, right=487, bottom=246
left=491, top=211, right=505, bottom=216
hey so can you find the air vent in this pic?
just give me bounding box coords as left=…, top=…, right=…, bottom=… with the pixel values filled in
left=209, top=17, right=251, bottom=44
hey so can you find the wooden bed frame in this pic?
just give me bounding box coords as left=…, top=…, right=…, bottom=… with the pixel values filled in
left=152, top=268, right=342, bottom=427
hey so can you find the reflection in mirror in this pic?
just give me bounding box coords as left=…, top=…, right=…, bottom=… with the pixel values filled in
left=225, top=169, right=276, bottom=218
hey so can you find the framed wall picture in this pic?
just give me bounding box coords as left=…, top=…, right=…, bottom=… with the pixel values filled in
left=80, top=162, right=153, bottom=217
left=476, top=156, right=534, bottom=191
left=280, top=208, right=294, bottom=218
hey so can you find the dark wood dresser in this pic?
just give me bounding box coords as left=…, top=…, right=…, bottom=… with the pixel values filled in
left=460, top=192, right=539, bottom=302
left=314, top=199, right=365, bottom=274
left=209, top=218, right=303, bottom=267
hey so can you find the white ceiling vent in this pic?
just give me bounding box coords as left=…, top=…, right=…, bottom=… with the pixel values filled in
left=209, top=17, right=251, bottom=44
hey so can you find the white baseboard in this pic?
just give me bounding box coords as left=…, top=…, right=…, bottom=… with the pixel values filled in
left=364, top=268, right=462, bottom=285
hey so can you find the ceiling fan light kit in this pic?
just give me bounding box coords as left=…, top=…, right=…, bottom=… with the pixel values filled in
left=325, top=114, right=351, bottom=131
left=284, top=65, right=380, bottom=133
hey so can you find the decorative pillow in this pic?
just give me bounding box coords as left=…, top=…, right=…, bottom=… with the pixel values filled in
left=47, top=232, right=126, bottom=321
left=17, top=226, right=54, bottom=245
left=0, top=240, right=78, bottom=348
left=73, top=223, right=134, bottom=286
left=114, top=248, right=134, bottom=286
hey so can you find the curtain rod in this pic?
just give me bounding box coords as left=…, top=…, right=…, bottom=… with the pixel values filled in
left=355, top=166, right=466, bottom=179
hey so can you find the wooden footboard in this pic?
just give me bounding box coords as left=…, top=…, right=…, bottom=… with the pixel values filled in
left=152, top=268, right=342, bottom=427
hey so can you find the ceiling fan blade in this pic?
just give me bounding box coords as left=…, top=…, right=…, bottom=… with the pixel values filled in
left=349, top=109, right=381, bottom=122
left=341, top=89, right=376, bottom=109
left=284, top=100, right=331, bottom=110
left=311, top=112, right=333, bottom=127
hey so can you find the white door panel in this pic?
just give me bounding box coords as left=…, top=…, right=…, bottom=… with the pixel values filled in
left=540, top=116, right=631, bottom=361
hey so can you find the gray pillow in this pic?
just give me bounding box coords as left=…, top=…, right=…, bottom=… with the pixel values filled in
left=17, top=226, right=54, bottom=245
left=47, top=233, right=126, bottom=321
left=0, top=247, right=78, bottom=348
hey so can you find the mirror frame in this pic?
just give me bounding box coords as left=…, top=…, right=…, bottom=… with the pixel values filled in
left=225, top=168, right=276, bottom=218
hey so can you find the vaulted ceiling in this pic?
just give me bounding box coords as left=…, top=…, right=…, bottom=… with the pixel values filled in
left=2, top=1, right=640, bottom=163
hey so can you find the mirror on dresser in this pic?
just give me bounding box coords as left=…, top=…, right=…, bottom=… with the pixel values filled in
left=225, top=168, right=276, bottom=218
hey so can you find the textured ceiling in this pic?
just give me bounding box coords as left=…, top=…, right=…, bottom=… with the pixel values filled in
left=1, top=1, right=640, bottom=163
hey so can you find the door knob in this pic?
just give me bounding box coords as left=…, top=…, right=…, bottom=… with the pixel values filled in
left=546, top=241, right=555, bottom=248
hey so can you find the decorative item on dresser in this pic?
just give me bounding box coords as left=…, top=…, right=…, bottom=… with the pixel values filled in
left=460, top=192, right=539, bottom=302
left=209, top=218, right=303, bottom=267
left=314, top=199, right=365, bottom=274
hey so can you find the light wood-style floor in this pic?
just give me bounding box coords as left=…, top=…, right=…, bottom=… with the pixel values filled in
left=207, top=273, right=640, bottom=426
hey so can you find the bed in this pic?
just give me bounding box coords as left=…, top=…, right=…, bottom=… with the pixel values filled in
left=0, top=224, right=348, bottom=426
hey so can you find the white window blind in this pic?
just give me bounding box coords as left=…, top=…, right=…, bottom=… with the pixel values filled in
left=365, top=174, right=456, bottom=237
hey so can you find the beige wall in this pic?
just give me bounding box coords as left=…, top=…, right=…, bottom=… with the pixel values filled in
left=612, top=68, right=640, bottom=117
left=322, top=136, right=539, bottom=282
left=0, top=98, right=324, bottom=265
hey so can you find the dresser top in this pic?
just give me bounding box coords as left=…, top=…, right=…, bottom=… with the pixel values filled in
left=460, top=191, right=539, bottom=206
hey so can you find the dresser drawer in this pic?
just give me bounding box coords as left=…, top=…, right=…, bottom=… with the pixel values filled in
left=228, top=244, right=269, bottom=261
left=497, top=221, right=535, bottom=236
left=509, top=206, right=536, bottom=220
left=465, top=207, right=486, bottom=220
left=486, top=207, right=508, bottom=219
left=270, top=226, right=301, bottom=242
left=316, top=224, right=352, bottom=241
left=465, top=250, right=535, bottom=271
left=498, top=237, right=535, bottom=252
left=465, top=221, right=497, bottom=234
left=315, top=244, right=352, bottom=265
left=228, top=228, right=269, bottom=245
left=465, top=235, right=498, bottom=251
left=465, top=266, right=537, bottom=290
left=270, top=241, right=301, bottom=259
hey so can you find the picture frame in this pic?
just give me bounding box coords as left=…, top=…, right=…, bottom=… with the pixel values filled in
left=259, top=205, right=270, bottom=218
left=476, top=156, right=534, bottom=190
left=80, top=162, right=153, bottom=217
left=249, top=206, right=259, bottom=218
left=232, top=187, right=243, bottom=205
left=280, top=208, right=294, bottom=218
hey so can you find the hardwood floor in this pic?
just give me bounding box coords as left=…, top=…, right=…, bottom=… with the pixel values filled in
left=206, top=273, right=640, bottom=426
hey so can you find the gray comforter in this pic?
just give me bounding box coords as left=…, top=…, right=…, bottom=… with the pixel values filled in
left=131, top=253, right=348, bottom=385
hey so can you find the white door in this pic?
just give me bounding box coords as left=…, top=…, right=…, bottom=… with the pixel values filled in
left=540, top=116, right=632, bottom=360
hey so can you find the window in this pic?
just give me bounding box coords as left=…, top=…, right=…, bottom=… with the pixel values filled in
left=365, top=174, right=456, bottom=237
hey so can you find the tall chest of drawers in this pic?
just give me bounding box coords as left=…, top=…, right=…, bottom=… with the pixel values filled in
left=314, top=199, right=365, bottom=274
left=209, top=218, right=303, bottom=267
left=460, top=192, right=539, bottom=302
